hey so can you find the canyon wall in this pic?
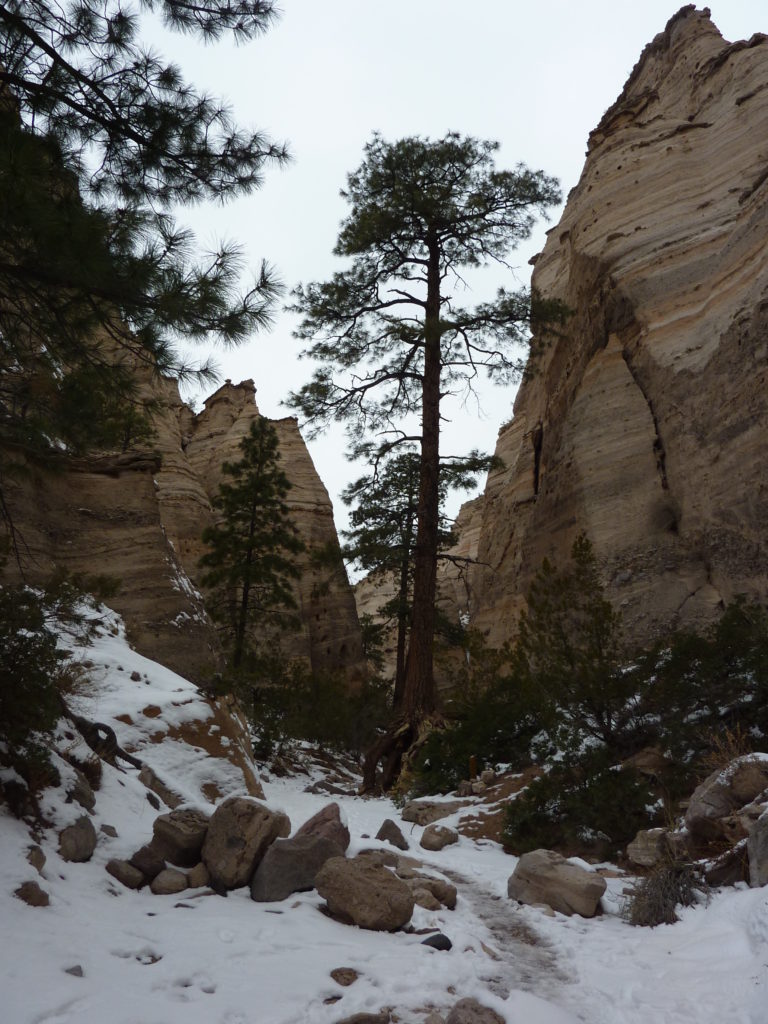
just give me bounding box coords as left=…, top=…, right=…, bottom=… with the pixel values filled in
left=2, top=378, right=364, bottom=683
left=468, top=6, right=768, bottom=650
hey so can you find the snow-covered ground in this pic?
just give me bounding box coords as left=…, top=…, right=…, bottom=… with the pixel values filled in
left=2, top=612, right=767, bottom=1024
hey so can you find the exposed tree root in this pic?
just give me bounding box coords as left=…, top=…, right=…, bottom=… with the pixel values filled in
left=59, top=696, right=143, bottom=770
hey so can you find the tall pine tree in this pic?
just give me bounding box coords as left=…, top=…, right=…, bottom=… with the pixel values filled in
left=199, top=417, right=304, bottom=672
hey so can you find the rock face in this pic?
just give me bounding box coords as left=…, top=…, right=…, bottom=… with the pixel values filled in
left=467, top=8, right=768, bottom=651
left=2, top=376, right=363, bottom=684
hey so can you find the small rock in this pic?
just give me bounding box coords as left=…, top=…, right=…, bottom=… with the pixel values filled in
left=627, top=828, right=668, bottom=867
left=296, top=802, right=350, bottom=852
left=15, top=880, right=49, bottom=907
left=106, top=859, right=145, bottom=890
left=416, top=876, right=457, bottom=910
left=480, top=769, right=496, bottom=786
left=100, top=824, right=118, bottom=838
left=470, top=781, right=487, bottom=796
left=26, top=845, right=46, bottom=875
left=446, top=997, right=504, bottom=1024
left=152, top=807, right=210, bottom=867
left=412, top=887, right=442, bottom=911
left=130, top=671, right=141, bottom=681
left=59, top=815, right=97, bottom=863
left=420, top=825, right=459, bottom=852
left=375, top=819, right=408, bottom=851
left=64, top=965, right=84, bottom=977
left=334, top=1013, right=390, bottom=1024
left=421, top=932, right=452, bottom=951
left=146, top=792, right=161, bottom=811
left=401, top=800, right=464, bottom=826
left=748, top=811, right=768, bottom=887
left=456, top=781, right=474, bottom=797
left=66, top=768, right=95, bottom=813
left=186, top=862, right=210, bottom=888
left=330, top=967, right=359, bottom=987
left=150, top=868, right=188, bottom=895
left=129, top=843, right=166, bottom=881
left=356, top=848, right=399, bottom=868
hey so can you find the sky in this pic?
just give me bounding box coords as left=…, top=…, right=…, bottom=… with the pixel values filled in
left=153, top=0, right=767, bottom=529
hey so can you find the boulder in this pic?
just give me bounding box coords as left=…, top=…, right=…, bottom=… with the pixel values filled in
left=202, top=796, right=290, bottom=891
left=446, top=998, right=504, bottom=1024
left=748, top=812, right=768, bottom=887
left=415, top=876, right=457, bottom=910
left=59, top=815, right=97, bottom=863
left=106, top=859, right=145, bottom=890
left=152, top=807, right=210, bottom=867
left=129, top=843, right=166, bottom=881
left=412, top=887, right=441, bottom=911
left=375, top=819, right=408, bottom=851
left=14, top=881, right=50, bottom=907
left=507, top=849, right=606, bottom=918
left=685, top=756, right=768, bottom=841
left=150, top=867, right=188, bottom=895
left=315, top=856, right=414, bottom=931
left=627, top=828, right=667, bottom=867
left=186, top=862, right=210, bottom=888
left=296, top=802, right=350, bottom=852
left=401, top=800, right=464, bottom=826
left=420, top=824, right=459, bottom=852
left=250, top=834, right=343, bottom=902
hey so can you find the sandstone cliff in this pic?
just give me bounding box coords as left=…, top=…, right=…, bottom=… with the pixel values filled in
left=2, top=378, right=364, bottom=684
left=469, top=6, right=768, bottom=649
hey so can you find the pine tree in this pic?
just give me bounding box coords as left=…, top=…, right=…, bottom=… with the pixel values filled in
left=0, top=2, right=287, bottom=550
left=289, top=132, right=562, bottom=783
left=199, top=417, right=304, bottom=671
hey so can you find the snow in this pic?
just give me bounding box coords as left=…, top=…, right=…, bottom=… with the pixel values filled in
left=2, top=615, right=767, bottom=1024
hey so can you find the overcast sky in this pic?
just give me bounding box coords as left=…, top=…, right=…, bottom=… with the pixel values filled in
left=154, top=1, right=766, bottom=529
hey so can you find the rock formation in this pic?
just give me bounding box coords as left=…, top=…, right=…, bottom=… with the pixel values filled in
left=467, top=6, right=768, bottom=650
left=2, top=376, right=364, bottom=683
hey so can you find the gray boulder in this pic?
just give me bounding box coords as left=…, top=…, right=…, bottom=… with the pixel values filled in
left=401, top=800, right=464, bottom=826
left=202, top=796, right=290, bottom=891
left=686, top=755, right=768, bottom=841
left=507, top=848, right=606, bottom=918
left=420, top=824, right=459, bottom=852
left=296, top=802, right=350, bottom=852
left=446, top=998, right=504, bottom=1023
left=59, top=815, right=97, bottom=863
left=315, top=855, right=414, bottom=931
left=376, top=818, right=408, bottom=850
left=250, top=834, right=343, bottom=902
left=152, top=807, right=210, bottom=867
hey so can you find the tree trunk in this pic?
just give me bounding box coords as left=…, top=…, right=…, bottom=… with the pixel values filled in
left=401, top=233, right=441, bottom=722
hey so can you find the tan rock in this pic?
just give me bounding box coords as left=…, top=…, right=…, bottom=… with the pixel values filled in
left=150, top=867, right=188, bottom=895
left=401, top=800, right=464, bottom=826
left=463, top=9, right=768, bottom=652
left=686, top=755, right=768, bottom=840
left=202, top=796, right=290, bottom=891
left=420, top=825, right=459, bottom=852
left=507, top=848, right=606, bottom=917
left=627, top=828, right=668, bottom=868
left=315, top=855, right=414, bottom=932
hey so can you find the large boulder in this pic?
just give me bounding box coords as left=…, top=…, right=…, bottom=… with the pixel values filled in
left=202, top=796, right=290, bottom=891
left=296, top=802, right=350, bottom=852
left=507, top=849, right=606, bottom=918
left=685, top=755, right=768, bottom=841
left=315, top=855, right=414, bottom=931
left=250, top=834, right=343, bottom=902
left=152, top=807, right=210, bottom=867
left=58, top=815, right=97, bottom=863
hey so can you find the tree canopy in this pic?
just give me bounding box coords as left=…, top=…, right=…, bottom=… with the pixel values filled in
left=0, top=1, right=287, bottom=550
left=289, top=132, right=562, bottom=787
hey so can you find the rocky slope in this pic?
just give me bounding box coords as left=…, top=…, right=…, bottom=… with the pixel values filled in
left=2, top=377, right=363, bottom=684
left=467, top=6, right=768, bottom=650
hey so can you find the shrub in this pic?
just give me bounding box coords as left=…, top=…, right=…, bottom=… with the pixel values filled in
left=501, top=748, right=660, bottom=855
left=623, top=861, right=707, bottom=927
